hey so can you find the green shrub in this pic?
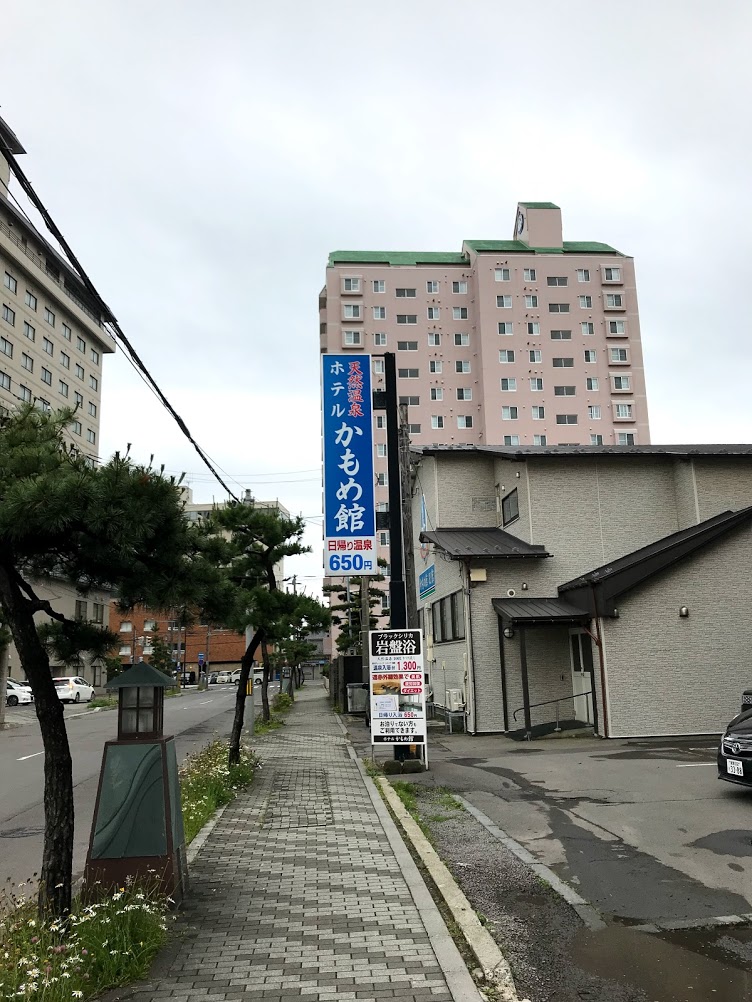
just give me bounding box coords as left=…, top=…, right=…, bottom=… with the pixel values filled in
left=271, top=692, right=293, bottom=714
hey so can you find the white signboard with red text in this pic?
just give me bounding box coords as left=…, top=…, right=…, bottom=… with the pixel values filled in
left=369, top=629, right=427, bottom=759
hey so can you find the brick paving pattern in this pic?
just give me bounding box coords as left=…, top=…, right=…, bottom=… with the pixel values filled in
left=124, top=683, right=455, bottom=1002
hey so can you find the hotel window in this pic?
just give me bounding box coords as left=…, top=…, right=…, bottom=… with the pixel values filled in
left=44, top=308, right=55, bottom=326
left=398, top=368, right=419, bottom=378
left=615, top=403, right=633, bottom=418
left=25, top=291, right=37, bottom=310
left=76, top=336, right=86, bottom=352
left=452, top=281, right=468, bottom=294
left=554, top=385, right=576, bottom=396
left=454, top=332, right=469, bottom=346
left=399, top=395, right=419, bottom=406
left=550, top=329, right=571, bottom=340
left=499, top=350, right=515, bottom=363
left=584, top=349, right=597, bottom=362
left=605, top=293, right=624, bottom=308
left=495, top=268, right=510, bottom=282
left=457, top=387, right=472, bottom=401
left=89, top=375, right=98, bottom=390
left=4, top=272, right=16, bottom=293
left=343, top=277, right=360, bottom=292
left=19, top=385, right=31, bottom=402
left=457, top=415, right=473, bottom=428
left=21, top=353, right=33, bottom=371
left=529, top=349, right=541, bottom=362
left=455, top=360, right=470, bottom=373
left=532, top=406, right=545, bottom=420
left=62, top=324, right=72, bottom=341
left=2, top=305, right=15, bottom=326
left=581, top=322, right=594, bottom=335
left=591, top=434, right=604, bottom=445
left=578, top=296, right=591, bottom=309
left=549, top=303, right=570, bottom=313
left=496, top=296, right=512, bottom=309
left=608, top=320, right=626, bottom=335
left=504, top=435, right=521, bottom=446
left=547, top=276, right=567, bottom=287
left=379, top=531, right=390, bottom=546
left=502, top=406, right=518, bottom=420
left=408, top=423, right=421, bottom=434
left=343, top=330, right=362, bottom=346
left=586, top=376, right=599, bottom=390
left=396, top=288, right=417, bottom=298
left=431, top=415, right=444, bottom=429
left=59, top=380, right=69, bottom=398
left=87, top=429, right=96, bottom=445
left=429, top=360, right=443, bottom=373
left=397, top=340, right=418, bottom=350
left=610, top=347, right=628, bottom=363
left=89, top=401, right=97, bottom=417
left=588, top=405, right=601, bottom=419
left=618, top=432, right=636, bottom=445
left=0, top=337, right=12, bottom=357
left=74, top=391, right=83, bottom=408
left=43, top=337, right=53, bottom=355
left=37, top=399, right=50, bottom=412
left=372, top=306, right=386, bottom=319
left=428, top=332, right=441, bottom=346
left=0, top=373, right=9, bottom=391
left=553, top=357, right=574, bottom=367
left=376, top=472, right=387, bottom=486
left=343, top=304, right=361, bottom=319
left=376, top=443, right=387, bottom=458
left=373, top=358, right=384, bottom=374
left=430, top=388, right=444, bottom=401
left=500, top=378, right=517, bottom=391
left=527, top=322, right=540, bottom=335
left=24, top=322, right=35, bottom=341
left=502, top=494, right=519, bottom=531
left=498, top=322, right=513, bottom=335
left=523, top=268, right=536, bottom=281
left=373, top=280, right=385, bottom=293
left=613, top=374, right=631, bottom=390
left=604, top=267, right=622, bottom=282
left=374, top=332, right=387, bottom=346
left=41, top=367, right=52, bottom=385
left=453, top=307, right=468, bottom=319
left=75, top=363, right=84, bottom=379
left=556, top=414, right=578, bottom=425
left=397, top=314, right=417, bottom=324
left=530, top=377, right=543, bottom=390
left=426, top=281, right=439, bottom=293
left=533, top=434, right=547, bottom=446
left=61, top=351, right=70, bottom=369
left=427, top=307, right=440, bottom=319
left=524, top=295, right=538, bottom=308
left=577, top=269, right=590, bottom=283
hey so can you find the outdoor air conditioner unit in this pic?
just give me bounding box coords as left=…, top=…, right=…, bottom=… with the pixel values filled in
left=447, top=689, right=464, bottom=712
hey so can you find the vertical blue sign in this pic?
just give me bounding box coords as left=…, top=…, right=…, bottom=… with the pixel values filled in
left=322, top=354, right=378, bottom=575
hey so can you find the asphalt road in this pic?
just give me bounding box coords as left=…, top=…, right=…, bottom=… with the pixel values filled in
left=0, top=685, right=266, bottom=889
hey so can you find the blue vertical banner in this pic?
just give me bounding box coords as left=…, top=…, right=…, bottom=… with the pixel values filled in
left=322, top=354, right=378, bottom=576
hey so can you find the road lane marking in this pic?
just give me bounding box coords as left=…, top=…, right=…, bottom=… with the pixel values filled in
left=17, top=752, right=43, bottom=761
left=676, top=762, right=715, bottom=768
left=197, top=699, right=213, bottom=705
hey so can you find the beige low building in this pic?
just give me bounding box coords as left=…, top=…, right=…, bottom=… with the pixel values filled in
left=413, top=444, right=752, bottom=739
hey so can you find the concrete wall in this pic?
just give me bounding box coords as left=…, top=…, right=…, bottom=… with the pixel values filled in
left=602, top=522, right=752, bottom=737
left=693, top=460, right=752, bottom=522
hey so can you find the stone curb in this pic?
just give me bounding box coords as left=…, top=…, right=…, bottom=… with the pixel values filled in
left=185, top=800, right=231, bottom=865
left=376, top=778, right=527, bottom=1002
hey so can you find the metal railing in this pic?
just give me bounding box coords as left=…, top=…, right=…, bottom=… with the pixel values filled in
left=513, top=691, right=593, bottom=733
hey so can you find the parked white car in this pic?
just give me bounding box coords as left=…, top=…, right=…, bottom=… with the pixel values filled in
left=54, top=676, right=94, bottom=704
left=5, top=679, right=33, bottom=706
left=215, top=671, right=234, bottom=684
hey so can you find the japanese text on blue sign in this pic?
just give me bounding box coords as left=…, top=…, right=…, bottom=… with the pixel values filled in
left=322, top=354, right=377, bottom=575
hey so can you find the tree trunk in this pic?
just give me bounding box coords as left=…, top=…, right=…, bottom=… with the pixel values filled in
left=260, top=639, right=271, bottom=723
left=0, top=567, right=73, bottom=918
left=287, top=667, right=294, bottom=700
left=228, top=627, right=263, bottom=765
left=0, top=636, right=8, bottom=730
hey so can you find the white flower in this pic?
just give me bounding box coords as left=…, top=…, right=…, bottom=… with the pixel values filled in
left=72, top=992, right=84, bottom=999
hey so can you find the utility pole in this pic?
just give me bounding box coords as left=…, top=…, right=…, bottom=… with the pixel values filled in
left=384, top=353, right=406, bottom=629
left=399, top=403, right=418, bottom=629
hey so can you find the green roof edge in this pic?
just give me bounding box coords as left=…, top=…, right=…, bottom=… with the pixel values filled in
left=329, top=240, right=624, bottom=267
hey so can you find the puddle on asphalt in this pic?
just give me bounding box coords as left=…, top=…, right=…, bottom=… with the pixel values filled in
left=572, top=925, right=752, bottom=1001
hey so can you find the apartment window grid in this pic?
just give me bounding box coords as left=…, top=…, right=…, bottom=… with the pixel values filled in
left=502, top=406, right=518, bottom=421
left=454, top=332, right=469, bottom=346
left=456, top=387, right=472, bottom=401
left=584, top=349, right=597, bottom=363
left=1, top=337, right=13, bottom=358
left=372, top=306, right=386, bottom=320
left=431, top=415, right=444, bottom=429
left=533, top=434, right=547, bottom=446
left=44, top=308, right=55, bottom=327
left=373, top=280, right=385, bottom=293
left=500, top=378, right=517, bottom=391
left=4, top=272, right=17, bottom=293
left=504, top=435, right=520, bottom=446
left=618, top=432, right=636, bottom=445
left=2, top=304, right=15, bottom=326
left=24, top=322, right=35, bottom=341
left=397, top=341, right=418, bottom=351
left=453, top=307, right=468, bottom=320
left=581, top=322, right=594, bottom=335
left=527, top=322, right=540, bottom=335
left=19, top=384, right=31, bottom=401
left=427, top=307, right=440, bottom=319
left=455, top=360, right=470, bottom=373
left=577, top=269, right=590, bottom=283
left=452, top=281, right=468, bottom=294
left=430, top=388, right=443, bottom=401
left=495, top=268, right=510, bottom=282
left=21, top=352, right=33, bottom=372
left=530, top=377, right=543, bottom=391
left=428, top=332, right=441, bottom=346
left=0, top=373, right=10, bottom=391
left=499, top=350, right=515, bottom=363
left=550, top=329, right=571, bottom=340
left=523, top=268, right=536, bottom=281
left=429, top=360, right=442, bottom=373
left=532, top=406, right=545, bottom=420
left=374, top=332, right=387, bottom=346
left=43, top=337, right=54, bottom=355
left=498, top=322, right=513, bottom=336
left=398, top=396, right=419, bottom=406
left=497, top=296, right=512, bottom=309
left=41, top=367, right=52, bottom=385
left=25, top=291, right=37, bottom=310
left=457, top=415, right=473, bottom=428
left=397, top=314, right=417, bottom=325
left=62, top=323, right=71, bottom=341
left=426, top=281, right=439, bottom=293
left=396, top=288, right=416, bottom=298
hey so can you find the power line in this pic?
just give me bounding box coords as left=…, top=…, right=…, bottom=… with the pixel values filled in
left=0, top=138, right=239, bottom=501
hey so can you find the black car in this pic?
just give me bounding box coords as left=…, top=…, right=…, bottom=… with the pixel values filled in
left=717, top=708, right=752, bottom=787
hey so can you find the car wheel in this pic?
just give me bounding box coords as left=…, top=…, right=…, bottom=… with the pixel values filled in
left=7, top=694, right=18, bottom=707
left=75, top=692, right=81, bottom=703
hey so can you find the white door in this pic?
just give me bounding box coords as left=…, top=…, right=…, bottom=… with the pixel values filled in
left=569, top=631, right=594, bottom=724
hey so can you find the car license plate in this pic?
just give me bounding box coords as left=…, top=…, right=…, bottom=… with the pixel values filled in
left=726, top=758, right=744, bottom=777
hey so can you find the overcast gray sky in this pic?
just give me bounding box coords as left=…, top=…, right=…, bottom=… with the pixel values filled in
left=3, top=0, right=752, bottom=594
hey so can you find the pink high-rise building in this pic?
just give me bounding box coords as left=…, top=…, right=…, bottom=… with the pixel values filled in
left=320, top=202, right=650, bottom=608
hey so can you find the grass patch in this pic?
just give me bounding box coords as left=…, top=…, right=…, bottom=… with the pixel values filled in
left=0, top=882, right=169, bottom=1002
left=390, top=781, right=419, bottom=816
left=180, top=739, right=258, bottom=844
left=253, top=718, right=284, bottom=737
left=271, top=692, right=293, bottom=713
left=87, top=696, right=117, bottom=710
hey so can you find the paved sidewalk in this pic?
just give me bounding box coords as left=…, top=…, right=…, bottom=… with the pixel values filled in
left=120, top=682, right=477, bottom=1002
